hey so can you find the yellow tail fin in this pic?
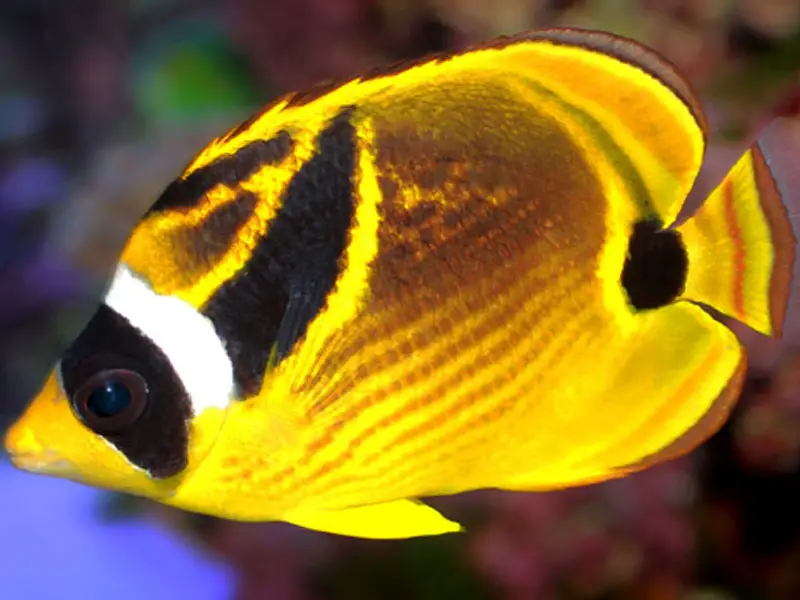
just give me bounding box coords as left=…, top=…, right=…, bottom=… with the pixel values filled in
left=676, top=117, right=800, bottom=338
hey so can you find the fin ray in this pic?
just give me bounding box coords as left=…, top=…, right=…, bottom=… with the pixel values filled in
left=676, top=117, right=800, bottom=338
left=501, top=302, right=743, bottom=491
left=623, top=352, right=746, bottom=473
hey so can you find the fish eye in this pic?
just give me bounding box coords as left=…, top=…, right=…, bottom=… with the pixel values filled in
left=72, top=369, right=149, bottom=433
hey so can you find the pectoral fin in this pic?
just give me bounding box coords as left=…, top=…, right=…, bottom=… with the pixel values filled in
left=282, top=499, right=464, bottom=539
left=273, top=272, right=321, bottom=360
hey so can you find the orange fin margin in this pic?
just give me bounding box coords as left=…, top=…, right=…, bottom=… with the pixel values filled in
left=524, top=28, right=708, bottom=137
left=622, top=352, right=747, bottom=473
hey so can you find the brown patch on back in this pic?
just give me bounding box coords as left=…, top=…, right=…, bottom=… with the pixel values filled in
left=365, top=84, right=607, bottom=311
left=288, top=81, right=611, bottom=400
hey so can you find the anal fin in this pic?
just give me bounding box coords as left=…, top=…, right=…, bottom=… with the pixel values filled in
left=499, top=302, right=744, bottom=493
left=282, top=499, right=463, bottom=539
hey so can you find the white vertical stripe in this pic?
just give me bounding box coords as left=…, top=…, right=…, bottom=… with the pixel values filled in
left=104, top=264, right=235, bottom=414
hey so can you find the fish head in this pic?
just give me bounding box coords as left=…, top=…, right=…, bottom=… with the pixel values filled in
left=3, top=264, right=234, bottom=501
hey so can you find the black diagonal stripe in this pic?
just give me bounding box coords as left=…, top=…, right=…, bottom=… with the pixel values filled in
left=147, top=130, right=294, bottom=216
left=201, top=107, right=358, bottom=397
left=170, top=190, right=259, bottom=275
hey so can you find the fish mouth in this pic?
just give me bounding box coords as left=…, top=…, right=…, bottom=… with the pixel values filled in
left=7, top=449, right=73, bottom=474
left=4, top=424, right=72, bottom=474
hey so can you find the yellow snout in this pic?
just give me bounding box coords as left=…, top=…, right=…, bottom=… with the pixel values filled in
left=3, top=371, right=174, bottom=497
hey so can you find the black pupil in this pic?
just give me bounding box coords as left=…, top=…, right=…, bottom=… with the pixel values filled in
left=86, top=380, right=132, bottom=418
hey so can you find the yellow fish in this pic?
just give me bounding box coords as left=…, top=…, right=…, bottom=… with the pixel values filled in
left=4, top=28, right=798, bottom=539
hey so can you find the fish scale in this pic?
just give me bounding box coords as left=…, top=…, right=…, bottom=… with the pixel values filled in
left=296, top=258, right=600, bottom=505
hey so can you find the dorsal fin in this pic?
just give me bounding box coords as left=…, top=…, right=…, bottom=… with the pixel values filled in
left=522, top=28, right=708, bottom=136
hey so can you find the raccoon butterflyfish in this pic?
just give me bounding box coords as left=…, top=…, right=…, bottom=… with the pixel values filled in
left=4, top=28, right=799, bottom=539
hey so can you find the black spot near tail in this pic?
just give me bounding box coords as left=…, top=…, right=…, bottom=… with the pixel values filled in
left=621, top=219, right=688, bottom=310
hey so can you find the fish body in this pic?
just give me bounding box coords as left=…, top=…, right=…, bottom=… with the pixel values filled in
left=5, top=28, right=799, bottom=538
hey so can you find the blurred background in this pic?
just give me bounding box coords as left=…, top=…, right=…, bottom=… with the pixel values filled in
left=0, top=0, right=799, bottom=598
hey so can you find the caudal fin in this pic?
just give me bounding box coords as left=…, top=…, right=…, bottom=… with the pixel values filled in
left=676, top=116, right=800, bottom=338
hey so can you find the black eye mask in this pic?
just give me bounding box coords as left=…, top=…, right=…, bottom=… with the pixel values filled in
left=60, top=304, right=192, bottom=479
